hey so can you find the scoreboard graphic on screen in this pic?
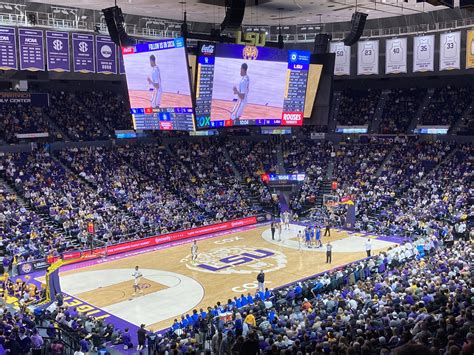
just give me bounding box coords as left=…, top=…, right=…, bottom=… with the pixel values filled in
left=122, top=37, right=195, bottom=131
left=195, top=42, right=310, bottom=129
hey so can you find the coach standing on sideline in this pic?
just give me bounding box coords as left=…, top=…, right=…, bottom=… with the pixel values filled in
left=326, top=242, right=332, bottom=264
left=365, top=239, right=372, bottom=257
left=257, top=270, right=265, bottom=292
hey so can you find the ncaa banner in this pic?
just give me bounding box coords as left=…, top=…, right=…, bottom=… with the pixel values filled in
left=466, top=30, right=474, bottom=69
left=357, top=40, right=379, bottom=75
left=46, top=31, right=70, bottom=72
left=385, top=37, right=407, bottom=74
left=439, top=31, right=461, bottom=71
left=96, top=35, right=117, bottom=74
left=72, top=33, right=95, bottom=73
left=413, top=35, right=434, bottom=72
left=0, top=26, right=18, bottom=70
left=19, top=29, right=45, bottom=71
left=330, top=42, right=350, bottom=76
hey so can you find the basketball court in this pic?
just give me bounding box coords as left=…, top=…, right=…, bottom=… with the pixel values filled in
left=34, top=223, right=399, bottom=332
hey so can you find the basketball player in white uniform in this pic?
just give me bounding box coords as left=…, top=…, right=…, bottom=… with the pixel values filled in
left=147, top=54, right=162, bottom=108
left=132, top=265, right=143, bottom=295
left=191, top=240, right=198, bottom=261
left=282, top=210, right=290, bottom=230
left=231, top=63, right=249, bottom=120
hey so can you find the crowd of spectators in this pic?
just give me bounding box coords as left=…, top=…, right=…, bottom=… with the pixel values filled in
left=282, top=138, right=332, bottom=212
left=226, top=139, right=276, bottom=206
left=157, top=233, right=473, bottom=355
left=170, top=139, right=260, bottom=219
left=0, top=181, right=61, bottom=264
left=421, top=86, right=473, bottom=126
left=0, top=104, right=57, bottom=143
left=58, top=146, right=201, bottom=236
left=336, top=89, right=381, bottom=126
left=1, top=151, right=142, bottom=249
left=380, top=89, right=425, bottom=134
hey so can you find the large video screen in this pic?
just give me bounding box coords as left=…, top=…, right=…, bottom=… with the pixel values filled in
left=122, top=37, right=194, bottom=131
left=195, top=43, right=311, bottom=129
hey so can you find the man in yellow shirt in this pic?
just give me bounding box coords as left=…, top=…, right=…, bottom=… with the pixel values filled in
left=244, top=310, right=256, bottom=327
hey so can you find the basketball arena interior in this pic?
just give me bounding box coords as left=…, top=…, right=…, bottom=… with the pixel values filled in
left=0, top=0, right=472, bottom=354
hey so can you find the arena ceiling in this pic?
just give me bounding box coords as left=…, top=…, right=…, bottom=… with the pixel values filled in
left=30, top=0, right=455, bottom=25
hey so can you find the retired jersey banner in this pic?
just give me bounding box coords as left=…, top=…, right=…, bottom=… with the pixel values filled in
left=72, top=33, right=95, bottom=73
left=385, top=37, right=407, bottom=74
left=46, top=31, right=70, bottom=72
left=19, top=29, right=45, bottom=71
left=439, top=31, right=460, bottom=71
left=330, top=42, right=351, bottom=76
left=0, top=27, right=18, bottom=70
left=357, top=40, right=379, bottom=75
left=466, top=30, right=474, bottom=69
left=413, top=35, right=434, bottom=72
left=96, top=35, right=117, bottom=74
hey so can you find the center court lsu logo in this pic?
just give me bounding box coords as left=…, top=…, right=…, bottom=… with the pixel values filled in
left=181, top=247, right=287, bottom=275
left=243, top=46, right=259, bottom=60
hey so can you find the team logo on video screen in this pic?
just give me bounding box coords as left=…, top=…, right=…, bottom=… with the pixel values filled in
left=243, top=46, right=259, bottom=60
left=181, top=247, right=287, bottom=274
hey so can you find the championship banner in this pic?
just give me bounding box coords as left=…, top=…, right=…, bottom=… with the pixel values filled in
left=0, top=26, right=18, bottom=70
left=72, top=33, right=95, bottom=73
left=118, top=49, right=126, bottom=74
left=96, top=35, right=117, bottom=74
left=19, top=29, right=45, bottom=71
left=413, top=35, right=435, bottom=72
left=357, top=40, right=379, bottom=75
left=439, top=31, right=460, bottom=71
left=46, top=31, right=70, bottom=72
left=330, top=42, right=351, bottom=76
left=385, top=37, right=407, bottom=74
left=466, top=30, right=474, bottom=69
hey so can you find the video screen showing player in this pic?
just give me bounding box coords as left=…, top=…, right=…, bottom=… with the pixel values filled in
left=210, top=44, right=288, bottom=122
left=122, top=38, right=192, bottom=110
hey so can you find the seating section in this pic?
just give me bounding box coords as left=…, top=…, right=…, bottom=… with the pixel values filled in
left=336, top=89, right=381, bottom=126
left=0, top=103, right=59, bottom=143
left=421, top=86, right=473, bottom=126
left=282, top=138, right=331, bottom=212
left=380, top=88, right=425, bottom=133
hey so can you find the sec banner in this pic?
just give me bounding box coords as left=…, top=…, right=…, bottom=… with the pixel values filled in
left=96, top=35, right=117, bottom=74
left=330, top=42, right=350, bottom=76
left=46, top=31, right=70, bottom=72
left=72, top=33, right=95, bottom=73
left=357, top=40, right=379, bottom=75
left=385, top=37, right=407, bottom=74
left=466, top=30, right=474, bottom=69
left=439, top=31, right=460, bottom=71
left=413, top=35, right=434, bottom=72
left=0, top=26, right=18, bottom=70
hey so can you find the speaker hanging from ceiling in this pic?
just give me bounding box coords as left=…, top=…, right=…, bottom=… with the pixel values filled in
left=220, top=0, right=247, bottom=32
left=343, top=11, right=368, bottom=46
left=314, top=33, right=332, bottom=54
left=102, top=6, right=137, bottom=47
